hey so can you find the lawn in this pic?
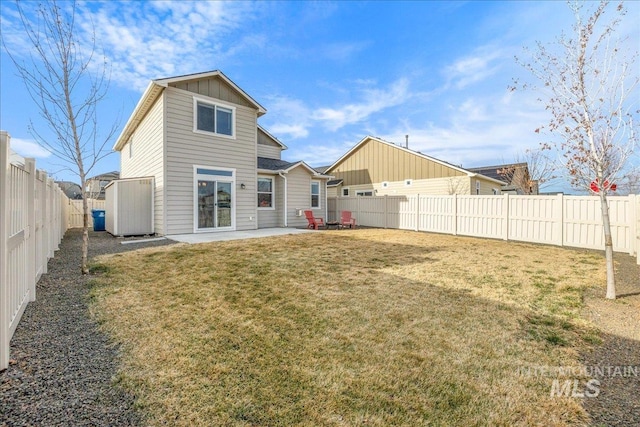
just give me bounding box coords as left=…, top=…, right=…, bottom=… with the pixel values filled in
left=89, top=229, right=604, bottom=426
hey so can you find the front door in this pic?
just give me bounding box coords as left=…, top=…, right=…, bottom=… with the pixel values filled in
left=195, top=167, right=235, bottom=232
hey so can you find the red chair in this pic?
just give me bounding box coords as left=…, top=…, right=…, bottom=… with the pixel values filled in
left=304, top=210, right=325, bottom=230
left=340, top=210, right=356, bottom=229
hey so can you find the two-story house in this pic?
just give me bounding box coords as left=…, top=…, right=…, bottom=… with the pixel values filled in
left=112, top=70, right=330, bottom=235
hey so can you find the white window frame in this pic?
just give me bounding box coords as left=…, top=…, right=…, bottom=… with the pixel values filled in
left=257, top=176, right=275, bottom=210
left=476, top=181, right=481, bottom=195
left=311, top=181, right=321, bottom=209
left=193, top=96, right=236, bottom=139
left=193, top=165, right=236, bottom=233
left=404, top=179, right=413, bottom=187
left=342, top=187, right=349, bottom=197
left=356, top=190, right=374, bottom=196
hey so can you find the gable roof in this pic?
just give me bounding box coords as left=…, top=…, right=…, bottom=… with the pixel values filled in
left=326, top=135, right=505, bottom=185
left=114, top=70, right=267, bottom=151
left=258, top=157, right=332, bottom=179
left=258, top=125, right=288, bottom=150
left=467, top=163, right=528, bottom=182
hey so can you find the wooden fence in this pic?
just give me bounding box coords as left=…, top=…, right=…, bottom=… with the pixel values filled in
left=1, top=132, right=70, bottom=370
left=329, top=194, right=640, bottom=264
left=68, top=199, right=106, bottom=228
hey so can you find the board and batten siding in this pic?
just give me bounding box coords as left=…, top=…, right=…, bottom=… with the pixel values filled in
left=331, top=139, right=465, bottom=185
left=164, top=86, right=258, bottom=234
left=120, top=95, right=165, bottom=234
left=170, top=77, right=253, bottom=109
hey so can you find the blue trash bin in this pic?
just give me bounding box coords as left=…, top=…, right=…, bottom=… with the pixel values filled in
left=91, top=209, right=106, bottom=231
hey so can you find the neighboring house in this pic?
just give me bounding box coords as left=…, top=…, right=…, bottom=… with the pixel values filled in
left=323, top=136, right=505, bottom=197
left=56, top=181, right=83, bottom=199
left=85, top=171, right=120, bottom=199
left=112, top=70, right=330, bottom=235
left=467, top=163, right=538, bottom=195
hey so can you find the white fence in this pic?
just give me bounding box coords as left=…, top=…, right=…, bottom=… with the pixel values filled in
left=1, top=132, right=70, bottom=371
left=329, top=194, right=640, bottom=264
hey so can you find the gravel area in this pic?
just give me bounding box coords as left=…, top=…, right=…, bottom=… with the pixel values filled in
left=2, top=230, right=638, bottom=426
left=1, top=229, right=175, bottom=427
left=581, top=252, right=640, bottom=427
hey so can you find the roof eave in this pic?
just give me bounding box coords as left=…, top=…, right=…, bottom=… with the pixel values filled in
left=113, top=81, right=164, bottom=151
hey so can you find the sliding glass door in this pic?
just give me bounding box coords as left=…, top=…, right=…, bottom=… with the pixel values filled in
left=194, top=167, right=235, bottom=232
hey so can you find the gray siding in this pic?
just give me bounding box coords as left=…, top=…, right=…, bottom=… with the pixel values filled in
left=120, top=95, right=165, bottom=234
left=257, top=144, right=282, bottom=159
left=257, top=129, right=282, bottom=159
left=164, top=86, right=258, bottom=234
left=286, top=166, right=326, bottom=228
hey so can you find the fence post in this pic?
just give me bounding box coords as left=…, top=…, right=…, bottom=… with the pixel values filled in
left=40, top=171, right=48, bottom=274
left=415, top=194, right=419, bottom=232
left=503, top=193, right=509, bottom=241
left=635, top=194, right=640, bottom=265
left=384, top=195, right=388, bottom=229
left=25, top=158, right=36, bottom=302
left=554, top=193, right=564, bottom=247
left=452, top=194, right=458, bottom=236
left=1, top=131, right=10, bottom=371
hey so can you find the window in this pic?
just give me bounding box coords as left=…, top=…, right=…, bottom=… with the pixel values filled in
left=342, top=188, right=349, bottom=197
left=356, top=190, right=374, bottom=196
left=311, top=181, right=320, bottom=208
left=476, top=181, right=481, bottom=195
left=194, top=99, right=234, bottom=137
left=404, top=179, right=412, bottom=186
left=257, top=177, right=273, bottom=209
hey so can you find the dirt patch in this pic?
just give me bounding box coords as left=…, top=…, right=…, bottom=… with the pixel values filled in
left=581, top=253, right=640, bottom=426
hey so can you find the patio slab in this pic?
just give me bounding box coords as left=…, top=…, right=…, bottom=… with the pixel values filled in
left=167, top=227, right=317, bottom=244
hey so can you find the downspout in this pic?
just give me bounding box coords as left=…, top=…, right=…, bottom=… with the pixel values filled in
left=278, top=171, right=288, bottom=227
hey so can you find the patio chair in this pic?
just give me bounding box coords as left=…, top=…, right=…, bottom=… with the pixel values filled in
left=340, top=210, right=356, bottom=229
left=304, top=210, right=325, bottom=230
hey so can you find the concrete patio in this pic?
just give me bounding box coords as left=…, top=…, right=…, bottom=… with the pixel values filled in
left=166, top=227, right=318, bottom=244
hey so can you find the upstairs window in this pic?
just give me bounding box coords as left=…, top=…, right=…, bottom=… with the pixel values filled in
left=194, top=98, right=234, bottom=137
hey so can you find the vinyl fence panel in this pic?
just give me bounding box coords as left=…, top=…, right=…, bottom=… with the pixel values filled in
left=1, top=131, right=69, bottom=371
left=329, top=193, right=638, bottom=264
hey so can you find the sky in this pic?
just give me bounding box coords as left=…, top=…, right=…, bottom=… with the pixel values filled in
left=1, top=0, right=638, bottom=193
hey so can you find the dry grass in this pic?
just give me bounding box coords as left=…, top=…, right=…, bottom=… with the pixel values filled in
left=89, top=229, right=604, bottom=426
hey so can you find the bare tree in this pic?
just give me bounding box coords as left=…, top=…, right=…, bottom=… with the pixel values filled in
left=447, top=176, right=469, bottom=195
left=3, top=0, right=117, bottom=274
left=517, top=1, right=638, bottom=299
left=497, top=149, right=557, bottom=194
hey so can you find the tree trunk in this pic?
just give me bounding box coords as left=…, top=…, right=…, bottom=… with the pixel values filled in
left=600, top=192, right=616, bottom=299
left=81, top=178, right=89, bottom=275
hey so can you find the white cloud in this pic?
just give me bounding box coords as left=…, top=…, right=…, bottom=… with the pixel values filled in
left=315, top=78, right=410, bottom=131
left=69, top=1, right=261, bottom=91
left=10, top=138, right=51, bottom=159
left=261, top=95, right=312, bottom=140
left=377, top=90, right=549, bottom=169
left=444, top=46, right=506, bottom=90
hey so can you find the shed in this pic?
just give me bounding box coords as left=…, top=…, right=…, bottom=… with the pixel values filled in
left=105, top=177, right=154, bottom=236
